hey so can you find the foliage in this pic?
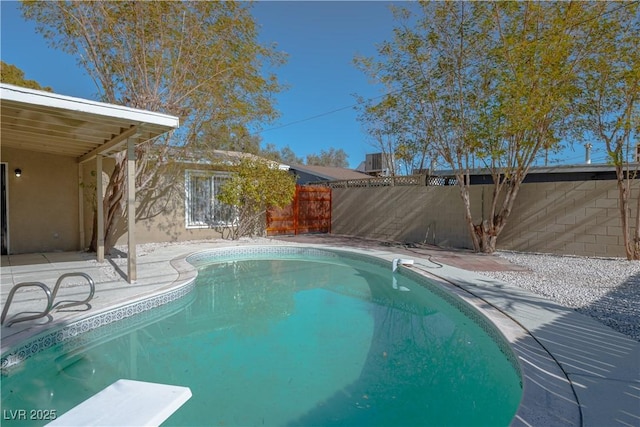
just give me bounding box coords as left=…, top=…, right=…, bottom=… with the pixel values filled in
left=261, top=143, right=304, bottom=164
left=305, top=147, right=349, bottom=168
left=355, top=1, right=615, bottom=253
left=0, top=61, right=52, bottom=91
left=262, top=144, right=349, bottom=168
left=574, top=3, right=640, bottom=259
left=21, top=1, right=285, bottom=253
left=217, top=157, right=296, bottom=238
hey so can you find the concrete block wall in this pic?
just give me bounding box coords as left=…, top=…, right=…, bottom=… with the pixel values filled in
left=332, top=186, right=477, bottom=249
left=332, top=179, right=633, bottom=258
left=499, top=180, right=628, bottom=257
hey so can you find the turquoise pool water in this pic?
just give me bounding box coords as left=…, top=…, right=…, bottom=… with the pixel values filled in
left=1, top=251, right=522, bottom=426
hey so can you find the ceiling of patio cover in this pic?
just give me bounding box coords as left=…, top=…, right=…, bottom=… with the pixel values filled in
left=1, top=83, right=179, bottom=161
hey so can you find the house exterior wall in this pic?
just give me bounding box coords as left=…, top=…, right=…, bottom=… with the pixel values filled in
left=112, top=163, right=225, bottom=247
left=1, top=147, right=79, bottom=254
left=332, top=179, right=632, bottom=258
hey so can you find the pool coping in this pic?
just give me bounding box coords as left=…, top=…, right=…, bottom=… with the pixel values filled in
left=2, top=242, right=639, bottom=427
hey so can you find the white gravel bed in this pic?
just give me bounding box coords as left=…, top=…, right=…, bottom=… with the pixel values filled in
left=478, top=251, right=640, bottom=341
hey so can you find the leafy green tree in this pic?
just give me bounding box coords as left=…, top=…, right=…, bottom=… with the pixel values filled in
left=21, top=1, right=285, bottom=253
left=217, top=157, right=296, bottom=239
left=306, top=147, right=349, bottom=168
left=356, top=1, right=604, bottom=253
left=0, top=61, right=52, bottom=91
left=261, top=143, right=304, bottom=164
left=575, top=3, right=640, bottom=259
left=280, top=145, right=304, bottom=165
left=262, top=144, right=349, bottom=168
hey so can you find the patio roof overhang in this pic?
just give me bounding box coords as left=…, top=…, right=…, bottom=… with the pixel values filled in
left=0, top=83, right=180, bottom=282
left=0, top=83, right=179, bottom=161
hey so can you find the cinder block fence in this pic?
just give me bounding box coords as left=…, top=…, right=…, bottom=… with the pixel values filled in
left=329, top=168, right=635, bottom=258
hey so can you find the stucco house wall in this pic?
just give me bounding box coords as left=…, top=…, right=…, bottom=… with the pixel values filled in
left=110, top=162, right=227, bottom=247
left=1, top=150, right=229, bottom=255
left=2, top=147, right=79, bottom=253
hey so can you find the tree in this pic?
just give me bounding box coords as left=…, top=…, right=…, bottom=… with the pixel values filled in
left=575, top=3, right=640, bottom=260
left=0, top=61, right=53, bottom=91
left=306, top=147, right=349, bottom=167
left=355, top=93, right=432, bottom=176
left=261, top=143, right=304, bottom=164
left=21, top=1, right=284, bottom=253
left=356, top=1, right=603, bottom=253
left=217, top=157, right=296, bottom=239
left=262, top=144, right=349, bottom=168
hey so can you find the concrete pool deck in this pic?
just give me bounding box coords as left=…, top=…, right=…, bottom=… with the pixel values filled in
left=1, top=235, right=639, bottom=427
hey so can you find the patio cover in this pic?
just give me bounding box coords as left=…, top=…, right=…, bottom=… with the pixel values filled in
left=0, top=83, right=180, bottom=282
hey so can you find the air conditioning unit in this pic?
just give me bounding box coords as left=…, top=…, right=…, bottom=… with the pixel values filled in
left=365, top=153, right=394, bottom=175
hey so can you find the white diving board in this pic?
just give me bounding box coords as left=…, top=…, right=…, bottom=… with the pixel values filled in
left=46, top=379, right=192, bottom=427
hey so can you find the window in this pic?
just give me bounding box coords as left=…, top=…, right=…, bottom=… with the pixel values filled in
left=185, top=170, right=236, bottom=228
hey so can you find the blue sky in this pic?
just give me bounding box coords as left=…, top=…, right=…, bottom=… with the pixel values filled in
left=1, top=1, right=597, bottom=168
left=1, top=1, right=401, bottom=169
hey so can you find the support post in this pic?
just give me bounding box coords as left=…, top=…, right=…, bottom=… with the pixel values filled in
left=96, top=155, right=104, bottom=263
left=78, top=163, right=85, bottom=250
left=127, top=139, right=137, bottom=283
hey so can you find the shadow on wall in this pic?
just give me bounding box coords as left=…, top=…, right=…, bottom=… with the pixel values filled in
left=499, top=181, right=618, bottom=256
left=332, top=187, right=474, bottom=249
left=332, top=180, right=630, bottom=257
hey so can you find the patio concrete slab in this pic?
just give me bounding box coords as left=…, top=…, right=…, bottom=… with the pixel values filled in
left=274, top=234, right=530, bottom=271
left=1, top=235, right=638, bottom=427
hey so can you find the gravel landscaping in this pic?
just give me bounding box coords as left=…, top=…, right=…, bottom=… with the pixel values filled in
left=479, top=251, right=640, bottom=341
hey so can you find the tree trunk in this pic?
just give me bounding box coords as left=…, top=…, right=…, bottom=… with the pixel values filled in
left=473, top=220, right=499, bottom=253
left=616, top=165, right=640, bottom=260
left=88, top=156, right=127, bottom=255
left=634, top=184, right=640, bottom=259
left=89, top=208, right=97, bottom=252
left=460, top=178, right=520, bottom=254
left=458, top=183, right=481, bottom=252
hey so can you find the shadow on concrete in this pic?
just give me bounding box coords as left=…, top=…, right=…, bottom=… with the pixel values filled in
left=438, top=272, right=640, bottom=427
left=512, top=309, right=640, bottom=427
left=575, top=271, right=640, bottom=342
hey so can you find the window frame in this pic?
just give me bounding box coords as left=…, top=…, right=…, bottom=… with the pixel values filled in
left=184, top=170, right=235, bottom=229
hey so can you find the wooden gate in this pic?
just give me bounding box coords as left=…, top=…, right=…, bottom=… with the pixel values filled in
left=267, top=185, right=331, bottom=236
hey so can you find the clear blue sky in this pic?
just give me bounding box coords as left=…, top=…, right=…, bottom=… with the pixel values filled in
left=1, top=1, right=401, bottom=169
left=1, top=1, right=597, bottom=168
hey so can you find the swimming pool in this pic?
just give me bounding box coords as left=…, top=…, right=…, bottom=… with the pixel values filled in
left=1, top=247, right=522, bottom=426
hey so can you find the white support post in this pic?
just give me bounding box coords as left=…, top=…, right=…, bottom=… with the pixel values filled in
left=96, top=155, right=105, bottom=263
left=78, top=163, right=85, bottom=250
left=127, top=139, right=137, bottom=283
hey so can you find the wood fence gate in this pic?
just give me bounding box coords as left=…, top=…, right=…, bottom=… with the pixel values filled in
left=266, top=185, right=331, bottom=236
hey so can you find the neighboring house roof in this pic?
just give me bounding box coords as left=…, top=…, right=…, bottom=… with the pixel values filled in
left=169, top=148, right=289, bottom=170
left=432, top=163, right=628, bottom=184
left=288, top=164, right=373, bottom=182
left=432, top=163, right=626, bottom=176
